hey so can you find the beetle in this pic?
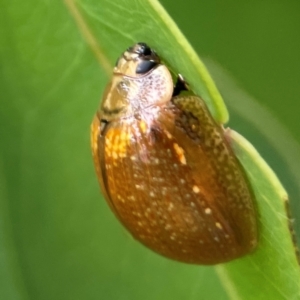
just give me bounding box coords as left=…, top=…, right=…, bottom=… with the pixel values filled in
left=91, top=43, right=258, bottom=264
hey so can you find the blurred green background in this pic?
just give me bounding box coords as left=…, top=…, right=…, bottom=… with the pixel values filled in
left=0, top=0, right=299, bottom=299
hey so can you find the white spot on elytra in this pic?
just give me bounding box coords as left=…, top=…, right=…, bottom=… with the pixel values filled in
left=128, top=195, right=135, bottom=201
left=165, top=130, right=173, bottom=139
left=135, top=184, right=144, bottom=190
left=165, top=224, right=172, bottom=230
left=205, top=208, right=212, bottom=215
left=215, top=222, right=223, bottom=230
left=173, top=143, right=186, bottom=165
left=193, top=185, right=200, bottom=193
left=149, top=191, right=155, bottom=197
left=168, top=203, right=174, bottom=211
left=117, top=195, right=125, bottom=203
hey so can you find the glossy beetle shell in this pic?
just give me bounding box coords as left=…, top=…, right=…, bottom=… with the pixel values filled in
left=91, top=43, right=258, bottom=264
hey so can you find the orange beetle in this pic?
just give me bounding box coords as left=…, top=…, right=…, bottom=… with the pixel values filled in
left=91, top=43, right=257, bottom=264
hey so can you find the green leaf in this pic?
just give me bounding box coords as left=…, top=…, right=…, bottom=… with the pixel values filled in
left=0, top=0, right=299, bottom=300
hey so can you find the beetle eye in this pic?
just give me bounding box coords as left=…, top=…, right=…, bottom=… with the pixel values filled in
left=136, top=60, right=157, bottom=74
